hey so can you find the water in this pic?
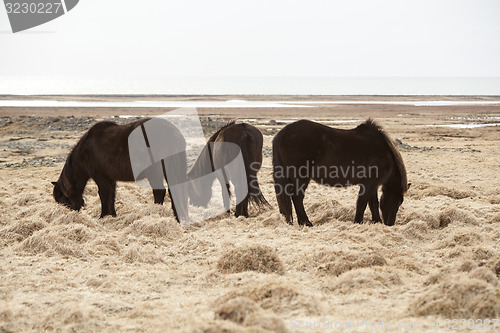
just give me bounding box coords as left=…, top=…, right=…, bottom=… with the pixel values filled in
left=421, top=123, right=500, bottom=129
left=1, top=76, right=500, bottom=95
left=2, top=100, right=499, bottom=108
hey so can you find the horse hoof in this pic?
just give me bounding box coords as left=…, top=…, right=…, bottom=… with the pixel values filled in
left=305, top=221, right=313, bottom=227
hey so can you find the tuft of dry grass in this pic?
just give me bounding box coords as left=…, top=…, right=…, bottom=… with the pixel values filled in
left=126, top=216, right=183, bottom=240
left=433, top=207, right=478, bottom=229
left=18, top=224, right=95, bottom=257
left=217, top=244, right=284, bottom=274
left=217, top=280, right=324, bottom=316
left=213, top=297, right=287, bottom=333
left=411, top=277, right=500, bottom=318
left=122, top=243, right=165, bottom=264
left=243, top=312, right=287, bottom=333
left=324, top=267, right=402, bottom=294
left=214, top=297, right=262, bottom=324
left=316, top=249, right=387, bottom=276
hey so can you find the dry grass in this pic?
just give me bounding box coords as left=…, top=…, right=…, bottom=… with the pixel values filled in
left=215, top=297, right=262, bottom=324
left=316, top=249, right=387, bottom=276
left=324, top=267, right=402, bottom=294
left=1, top=104, right=499, bottom=332
left=216, top=280, right=324, bottom=316
left=217, top=244, right=284, bottom=274
left=411, top=276, right=500, bottom=318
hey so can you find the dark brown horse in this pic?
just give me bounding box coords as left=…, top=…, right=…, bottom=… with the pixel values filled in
left=52, top=119, right=188, bottom=222
left=188, top=121, right=269, bottom=217
left=273, top=119, right=409, bottom=226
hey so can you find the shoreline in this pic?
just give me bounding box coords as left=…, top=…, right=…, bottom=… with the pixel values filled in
left=2, top=94, right=500, bottom=100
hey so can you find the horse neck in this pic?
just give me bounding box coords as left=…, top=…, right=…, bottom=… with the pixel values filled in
left=61, top=153, right=89, bottom=197
left=384, top=166, right=403, bottom=195
left=188, top=143, right=215, bottom=179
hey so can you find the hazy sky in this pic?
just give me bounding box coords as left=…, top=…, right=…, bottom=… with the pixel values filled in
left=1, top=0, right=499, bottom=78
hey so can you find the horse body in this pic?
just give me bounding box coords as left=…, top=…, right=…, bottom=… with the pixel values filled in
left=52, top=119, right=188, bottom=222
left=188, top=121, right=269, bottom=217
left=273, top=119, right=408, bottom=226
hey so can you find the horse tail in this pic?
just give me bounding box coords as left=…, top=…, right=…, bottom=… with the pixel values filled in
left=272, top=134, right=293, bottom=224
left=241, top=133, right=270, bottom=209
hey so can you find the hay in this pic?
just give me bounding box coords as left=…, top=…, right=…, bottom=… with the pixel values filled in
left=243, top=312, right=287, bottom=333
left=127, top=216, right=183, bottom=240
left=411, top=277, right=500, bottom=318
left=470, top=267, right=498, bottom=286
left=457, top=260, right=478, bottom=272
left=400, top=220, right=428, bottom=239
left=489, top=213, right=500, bottom=224
left=431, top=207, right=478, bottom=229
left=409, top=183, right=476, bottom=200
left=316, top=249, right=387, bottom=276
left=491, top=258, right=500, bottom=277
left=1, top=113, right=500, bottom=331
left=122, top=243, right=165, bottom=264
left=217, top=280, right=323, bottom=316
left=217, top=245, right=284, bottom=274
left=325, top=267, right=402, bottom=294
left=214, top=297, right=262, bottom=324
left=196, top=320, right=264, bottom=333
left=424, top=186, right=475, bottom=200
left=488, top=195, right=500, bottom=204
left=18, top=224, right=95, bottom=257
left=443, top=230, right=482, bottom=247
left=38, top=304, right=102, bottom=332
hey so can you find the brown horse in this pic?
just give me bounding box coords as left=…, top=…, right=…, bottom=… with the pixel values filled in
left=273, top=119, right=409, bottom=226
left=188, top=121, right=269, bottom=217
left=52, top=119, right=188, bottom=222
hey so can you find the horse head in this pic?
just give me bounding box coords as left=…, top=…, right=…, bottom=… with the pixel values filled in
left=51, top=175, right=84, bottom=211
left=187, top=170, right=213, bottom=207
left=380, top=183, right=410, bottom=226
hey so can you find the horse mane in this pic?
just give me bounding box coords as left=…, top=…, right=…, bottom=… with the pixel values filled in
left=358, top=119, right=408, bottom=193
left=207, top=119, right=237, bottom=143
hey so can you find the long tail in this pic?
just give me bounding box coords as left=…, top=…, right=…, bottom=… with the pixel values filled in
left=272, top=135, right=293, bottom=224
left=242, top=134, right=270, bottom=209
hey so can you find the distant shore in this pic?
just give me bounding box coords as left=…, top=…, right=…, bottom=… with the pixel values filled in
left=1, top=95, right=500, bottom=118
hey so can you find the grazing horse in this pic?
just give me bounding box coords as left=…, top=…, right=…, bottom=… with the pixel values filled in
left=52, top=119, right=188, bottom=222
left=272, top=119, right=409, bottom=226
left=188, top=121, right=269, bottom=217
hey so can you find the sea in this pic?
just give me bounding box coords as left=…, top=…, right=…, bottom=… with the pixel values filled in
left=1, top=76, right=500, bottom=96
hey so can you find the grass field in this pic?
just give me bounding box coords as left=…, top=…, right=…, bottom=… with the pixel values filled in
left=0, top=96, right=499, bottom=332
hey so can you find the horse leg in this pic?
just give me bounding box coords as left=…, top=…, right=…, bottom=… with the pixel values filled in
left=291, top=179, right=312, bottom=227
left=147, top=163, right=166, bottom=204
left=235, top=195, right=249, bottom=218
left=368, top=191, right=382, bottom=223
left=94, top=177, right=116, bottom=218
left=109, top=181, right=117, bottom=216
left=153, top=189, right=166, bottom=204
left=234, top=180, right=249, bottom=218
left=216, top=172, right=231, bottom=214
left=354, top=186, right=370, bottom=223
left=167, top=188, right=179, bottom=222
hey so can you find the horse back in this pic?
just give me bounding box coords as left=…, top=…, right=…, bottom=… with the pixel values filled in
left=75, top=119, right=150, bottom=181
left=212, top=123, right=263, bottom=163
left=274, top=120, right=394, bottom=186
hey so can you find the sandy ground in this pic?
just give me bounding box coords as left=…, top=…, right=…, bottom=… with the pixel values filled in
left=0, top=96, right=499, bottom=332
